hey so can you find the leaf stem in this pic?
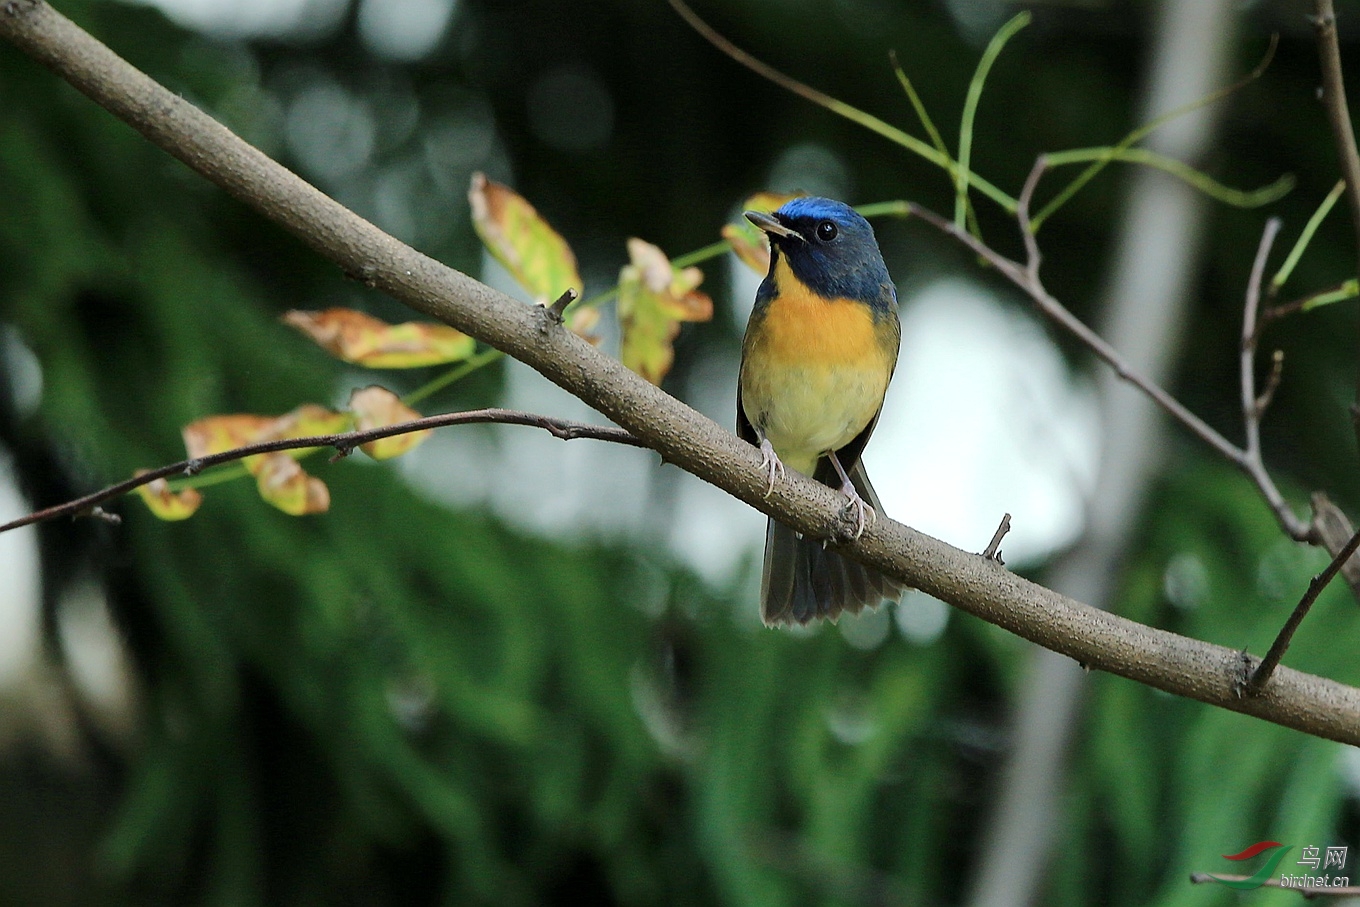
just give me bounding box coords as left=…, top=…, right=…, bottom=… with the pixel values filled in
left=1031, top=35, right=1280, bottom=231
left=1272, top=180, right=1346, bottom=291
left=664, top=0, right=1018, bottom=214
left=956, top=12, right=1030, bottom=229
left=1032, top=146, right=1292, bottom=231
left=402, top=347, right=505, bottom=408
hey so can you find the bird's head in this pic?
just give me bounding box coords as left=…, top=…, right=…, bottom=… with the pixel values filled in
left=745, top=197, right=891, bottom=304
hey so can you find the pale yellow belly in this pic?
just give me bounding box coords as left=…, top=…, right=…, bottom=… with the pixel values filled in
left=741, top=359, right=889, bottom=476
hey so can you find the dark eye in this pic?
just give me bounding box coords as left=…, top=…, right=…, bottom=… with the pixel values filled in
left=816, top=221, right=838, bottom=242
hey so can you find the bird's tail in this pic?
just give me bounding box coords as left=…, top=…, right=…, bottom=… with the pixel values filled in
left=760, top=459, right=903, bottom=626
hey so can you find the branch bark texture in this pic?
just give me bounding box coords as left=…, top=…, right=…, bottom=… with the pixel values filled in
left=4, top=0, right=1360, bottom=744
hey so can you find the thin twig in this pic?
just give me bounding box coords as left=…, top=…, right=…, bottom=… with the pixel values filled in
left=911, top=202, right=1239, bottom=461
left=1241, top=219, right=1282, bottom=462
left=1255, top=350, right=1284, bottom=418
left=1259, top=280, right=1357, bottom=336
left=1190, top=871, right=1360, bottom=897
left=1313, top=0, right=1360, bottom=450
left=0, top=408, right=647, bottom=534
left=911, top=199, right=1313, bottom=542
left=1246, top=523, right=1360, bottom=696
left=982, top=513, right=1012, bottom=563
left=1240, top=218, right=1316, bottom=542
left=1017, top=155, right=1047, bottom=280
left=1314, top=0, right=1360, bottom=269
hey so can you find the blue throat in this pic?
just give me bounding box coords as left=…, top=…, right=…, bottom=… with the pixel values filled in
left=762, top=197, right=895, bottom=312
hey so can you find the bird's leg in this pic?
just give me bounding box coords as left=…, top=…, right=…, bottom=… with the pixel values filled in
left=754, top=429, right=785, bottom=498
left=828, top=451, right=874, bottom=539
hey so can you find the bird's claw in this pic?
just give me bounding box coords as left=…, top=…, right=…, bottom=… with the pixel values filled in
left=839, top=484, right=875, bottom=540
left=758, top=438, right=785, bottom=498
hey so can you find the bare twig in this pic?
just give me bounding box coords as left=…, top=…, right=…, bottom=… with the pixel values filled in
left=1259, top=280, right=1355, bottom=333
left=916, top=197, right=1314, bottom=543
left=1246, top=523, right=1360, bottom=695
left=1309, top=492, right=1360, bottom=593
left=1314, top=0, right=1360, bottom=273
left=0, top=408, right=646, bottom=534
left=1190, top=871, right=1360, bottom=897
left=1255, top=350, right=1284, bottom=418
left=9, top=0, right=1360, bottom=743
left=982, top=513, right=1012, bottom=562
left=87, top=506, right=121, bottom=526
left=1016, top=156, right=1047, bottom=280
left=914, top=203, right=1238, bottom=456
left=1313, top=0, right=1360, bottom=449
left=1237, top=220, right=1310, bottom=539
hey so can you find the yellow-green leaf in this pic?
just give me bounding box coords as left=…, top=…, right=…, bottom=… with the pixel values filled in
left=349, top=385, right=430, bottom=460
left=617, top=238, right=714, bottom=384
left=182, top=413, right=277, bottom=459
left=723, top=191, right=804, bottom=273
left=181, top=406, right=346, bottom=516
left=283, top=308, right=476, bottom=368
left=134, top=474, right=203, bottom=521
left=468, top=172, right=582, bottom=304
left=254, top=454, right=330, bottom=516
left=287, top=405, right=352, bottom=438
left=182, top=405, right=350, bottom=463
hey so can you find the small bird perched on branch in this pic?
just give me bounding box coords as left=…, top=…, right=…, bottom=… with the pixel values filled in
left=738, top=196, right=903, bottom=625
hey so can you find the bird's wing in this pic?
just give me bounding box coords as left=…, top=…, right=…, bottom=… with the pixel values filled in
left=735, top=373, right=758, bottom=446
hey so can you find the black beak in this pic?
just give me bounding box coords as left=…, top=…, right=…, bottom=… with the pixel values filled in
left=744, top=210, right=804, bottom=243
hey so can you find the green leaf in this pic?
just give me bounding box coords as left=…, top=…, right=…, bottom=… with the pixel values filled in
left=283, top=308, right=477, bottom=368
left=721, top=191, right=803, bottom=274
left=134, top=473, right=203, bottom=520
left=468, top=171, right=583, bottom=306
left=617, top=238, right=714, bottom=384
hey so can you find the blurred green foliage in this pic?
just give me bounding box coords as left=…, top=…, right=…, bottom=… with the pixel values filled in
left=3, top=1, right=1360, bottom=905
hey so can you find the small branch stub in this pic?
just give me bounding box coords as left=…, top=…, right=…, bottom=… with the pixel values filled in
left=546, top=288, right=578, bottom=323
left=86, top=506, right=122, bottom=526
left=982, top=513, right=1012, bottom=563
left=1254, top=349, right=1284, bottom=418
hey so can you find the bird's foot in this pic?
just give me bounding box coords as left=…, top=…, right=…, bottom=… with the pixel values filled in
left=758, top=438, right=785, bottom=498
left=827, top=451, right=875, bottom=540
left=837, top=479, right=876, bottom=540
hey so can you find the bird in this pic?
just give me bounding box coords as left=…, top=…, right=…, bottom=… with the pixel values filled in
left=737, top=196, right=903, bottom=626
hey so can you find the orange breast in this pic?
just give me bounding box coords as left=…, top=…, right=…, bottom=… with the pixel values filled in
left=755, top=258, right=892, bottom=369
